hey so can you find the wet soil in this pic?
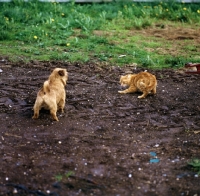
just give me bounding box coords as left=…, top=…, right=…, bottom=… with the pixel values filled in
left=0, top=59, right=200, bottom=196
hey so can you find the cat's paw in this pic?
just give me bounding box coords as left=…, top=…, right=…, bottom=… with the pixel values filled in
left=138, top=95, right=145, bottom=99
left=118, top=90, right=125, bottom=94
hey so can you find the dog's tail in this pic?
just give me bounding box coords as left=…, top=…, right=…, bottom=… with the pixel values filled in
left=43, top=81, right=50, bottom=93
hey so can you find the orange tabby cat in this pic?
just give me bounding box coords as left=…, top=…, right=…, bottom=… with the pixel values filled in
left=118, top=71, right=157, bottom=99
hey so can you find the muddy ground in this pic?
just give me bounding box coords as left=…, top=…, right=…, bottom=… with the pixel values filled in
left=0, top=58, right=199, bottom=196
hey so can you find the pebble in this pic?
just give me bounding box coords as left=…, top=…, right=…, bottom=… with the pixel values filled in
left=13, top=189, right=18, bottom=194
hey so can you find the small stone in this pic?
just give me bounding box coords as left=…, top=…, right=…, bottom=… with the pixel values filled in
left=13, top=188, right=18, bottom=193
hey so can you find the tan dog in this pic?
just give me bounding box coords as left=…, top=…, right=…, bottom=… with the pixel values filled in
left=32, top=68, right=68, bottom=121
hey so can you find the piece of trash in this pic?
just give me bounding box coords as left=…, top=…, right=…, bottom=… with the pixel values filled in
left=150, top=158, right=160, bottom=163
left=177, top=173, right=190, bottom=179
left=194, top=130, right=200, bottom=134
left=118, top=55, right=126, bottom=58
left=150, top=152, right=157, bottom=157
left=0, top=69, right=3, bottom=73
left=154, top=144, right=159, bottom=147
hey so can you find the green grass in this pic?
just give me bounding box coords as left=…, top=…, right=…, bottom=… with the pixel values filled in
left=188, top=158, right=200, bottom=175
left=0, top=0, right=200, bottom=68
left=55, top=171, right=74, bottom=182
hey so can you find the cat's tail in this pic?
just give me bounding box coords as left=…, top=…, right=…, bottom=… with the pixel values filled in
left=139, top=77, right=156, bottom=89
left=139, top=81, right=146, bottom=90
left=43, top=81, right=50, bottom=93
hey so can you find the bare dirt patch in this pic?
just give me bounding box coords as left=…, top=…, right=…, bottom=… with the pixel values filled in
left=0, top=57, right=200, bottom=196
left=128, top=24, right=200, bottom=57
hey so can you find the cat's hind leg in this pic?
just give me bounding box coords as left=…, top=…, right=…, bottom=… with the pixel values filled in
left=138, top=91, right=148, bottom=99
left=151, top=86, right=157, bottom=94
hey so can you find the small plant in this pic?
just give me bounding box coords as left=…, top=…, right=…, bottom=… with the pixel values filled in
left=55, top=174, right=63, bottom=182
left=55, top=171, right=74, bottom=182
left=188, top=158, right=200, bottom=174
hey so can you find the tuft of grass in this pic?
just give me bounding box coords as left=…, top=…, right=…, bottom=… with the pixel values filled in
left=188, top=158, right=200, bottom=174
left=55, top=171, right=74, bottom=182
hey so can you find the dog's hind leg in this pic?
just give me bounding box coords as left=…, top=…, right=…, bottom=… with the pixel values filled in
left=32, top=100, right=41, bottom=119
left=50, top=105, right=59, bottom=121
left=50, top=110, right=59, bottom=121
left=32, top=109, right=39, bottom=119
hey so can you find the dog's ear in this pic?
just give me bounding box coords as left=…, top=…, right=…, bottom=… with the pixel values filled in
left=58, top=70, right=65, bottom=76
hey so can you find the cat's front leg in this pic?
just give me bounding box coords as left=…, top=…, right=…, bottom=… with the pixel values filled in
left=118, top=87, right=137, bottom=94
left=118, top=90, right=128, bottom=94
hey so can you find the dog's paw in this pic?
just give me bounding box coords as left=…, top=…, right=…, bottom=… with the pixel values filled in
left=52, top=116, right=59, bottom=121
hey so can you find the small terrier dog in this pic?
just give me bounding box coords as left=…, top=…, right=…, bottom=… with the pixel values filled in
left=32, top=68, right=68, bottom=121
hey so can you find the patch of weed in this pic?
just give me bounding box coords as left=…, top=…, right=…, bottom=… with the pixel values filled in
left=188, top=158, right=200, bottom=174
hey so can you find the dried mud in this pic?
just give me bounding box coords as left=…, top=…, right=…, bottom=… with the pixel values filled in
left=0, top=59, right=200, bottom=196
